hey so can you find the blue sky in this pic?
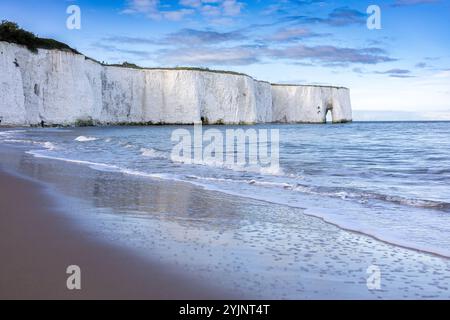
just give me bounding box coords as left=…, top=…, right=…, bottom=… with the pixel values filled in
left=1, top=0, right=449, bottom=120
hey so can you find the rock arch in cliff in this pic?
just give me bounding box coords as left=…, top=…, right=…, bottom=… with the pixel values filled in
left=271, top=85, right=352, bottom=124
left=325, top=108, right=333, bottom=123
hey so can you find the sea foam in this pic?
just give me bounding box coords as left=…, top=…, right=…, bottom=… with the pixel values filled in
left=75, top=136, right=98, bottom=142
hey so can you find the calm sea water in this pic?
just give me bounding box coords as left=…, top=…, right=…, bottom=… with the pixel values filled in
left=1, top=122, right=450, bottom=257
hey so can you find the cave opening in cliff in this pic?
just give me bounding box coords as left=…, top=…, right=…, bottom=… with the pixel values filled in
left=326, top=110, right=333, bottom=123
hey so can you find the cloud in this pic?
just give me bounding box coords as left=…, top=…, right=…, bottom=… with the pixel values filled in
left=102, top=28, right=245, bottom=46
left=281, top=6, right=366, bottom=27
left=432, top=68, right=450, bottom=78
left=415, top=62, right=427, bottom=68
left=100, top=3, right=396, bottom=67
left=375, top=68, right=414, bottom=78
left=182, top=0, right=244, bottom=16
left=288, top=0, right=325, bottom=5
left=200, top=4, right=222, bottom=17
left=376, top=68, right=411, bottom=74
left=424, top=56, right=441, bottom=61
left=93, top=42, right=154, bottom=59
left=261, top=0, right=325, bottom=16
left=392, top=0, right=440, bottom=6
left=122, top=0, right=244, bottom=21
left=155, top=45, right=260, bottom=66
left=266, top=45, right=395, bottom=65
left=102, top=36, right=156, bottom=45
left=352, top=67, right=365, bottom=74
left=179, top=0, right=203, bottom=7
left=97, top=33, right=395, bottom=67
left=122, top=0, right=159, bottom=14
left=354, top=67, right=415, bottom=77
left=163, top=28, right=245, bottom=45
left=102, top=26, right=324, bottom=49
left=162, top=9, right=196, bottom=21
left=326, top=7, right=366, bottom=26
left=264, top=27, right=328, bottom=42
left=222, top=0, right=243, bottom=16
left=122, top=0, right=195, bottom=20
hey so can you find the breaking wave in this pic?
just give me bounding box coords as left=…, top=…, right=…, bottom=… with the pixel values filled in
left=140, top=148, right=168, bottom=159
left=75, top=136, right=98, bottom=142
left=171, top=155, right=284, bottom=176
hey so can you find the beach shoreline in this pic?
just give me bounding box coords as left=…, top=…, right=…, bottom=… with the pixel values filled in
left=1, top=130, right=450, bottom=299
left=0, top=166, right=233, bottom=300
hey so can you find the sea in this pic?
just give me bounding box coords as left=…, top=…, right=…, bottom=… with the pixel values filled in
left=1, top=121, right=450, bottom=298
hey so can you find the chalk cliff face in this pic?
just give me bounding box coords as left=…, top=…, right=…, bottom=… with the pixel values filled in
left=0, top=41, right=352, bottom=126
left=271, top=85, right=352, bottom=123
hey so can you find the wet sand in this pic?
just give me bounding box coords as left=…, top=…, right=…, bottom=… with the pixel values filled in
left=0, top=168, right=232, bottom=300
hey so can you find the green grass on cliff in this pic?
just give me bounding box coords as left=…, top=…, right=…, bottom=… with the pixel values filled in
left=103, top=63, right=249, bottom=77
left=0, top=20, right=79, bottom=54
left=143, top=66, right=250, bottom=77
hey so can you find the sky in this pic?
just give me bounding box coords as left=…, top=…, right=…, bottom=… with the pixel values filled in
left=1, top=0, right=449, bottom=121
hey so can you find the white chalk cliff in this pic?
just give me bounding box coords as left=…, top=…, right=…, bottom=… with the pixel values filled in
left=0, top=41, right=352, bottom=126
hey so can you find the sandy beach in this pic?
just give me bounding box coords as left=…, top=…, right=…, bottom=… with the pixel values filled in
left=0, top=166, right=232, bottom=300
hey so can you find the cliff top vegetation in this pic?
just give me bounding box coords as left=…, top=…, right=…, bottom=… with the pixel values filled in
left=0, top=20, right=79, bottom=54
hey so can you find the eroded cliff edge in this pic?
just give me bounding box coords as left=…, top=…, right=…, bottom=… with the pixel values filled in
left=0, top=41, right=352, bottom=126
